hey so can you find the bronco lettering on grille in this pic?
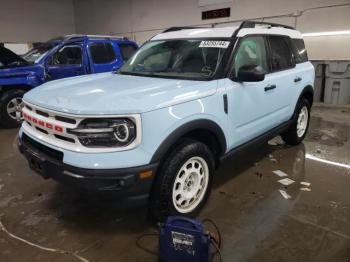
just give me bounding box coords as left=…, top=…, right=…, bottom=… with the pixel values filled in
left=23, top=112, right=64, bottom=133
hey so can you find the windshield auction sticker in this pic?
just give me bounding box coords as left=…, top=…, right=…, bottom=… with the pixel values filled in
left=199, top=41, right=230, bottom=48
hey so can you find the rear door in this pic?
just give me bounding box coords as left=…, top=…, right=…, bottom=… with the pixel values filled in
left=46, top=44, right=86, bottom=80
left=266, top=35, right=297, bottom=122
left=87, top=40, right=122, bottom=73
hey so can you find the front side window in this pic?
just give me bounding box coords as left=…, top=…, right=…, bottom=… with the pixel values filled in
left=89, top=42, right=116, bottom=64
left=50, top=46, right=82, bottom=65
left=268, top=36, right=294, bottom=71
left=119, top=39, right=230, bottom=80
left=232, top=36, right=268, bottom=77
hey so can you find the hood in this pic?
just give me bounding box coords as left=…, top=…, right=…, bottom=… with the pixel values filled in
left=23, top=73, right=218, bottom=115
left=0, top=46, right=29, bottom=68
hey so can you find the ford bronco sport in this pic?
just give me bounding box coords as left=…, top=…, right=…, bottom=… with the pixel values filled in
left=0, top=35, right=137, bottom=128
left=18, top=21, right=314, bottom=221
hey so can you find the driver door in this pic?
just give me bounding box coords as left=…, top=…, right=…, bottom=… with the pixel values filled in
left=225, top=36, right=281, bottom=148
left=46, top=44, right=86, bottom=80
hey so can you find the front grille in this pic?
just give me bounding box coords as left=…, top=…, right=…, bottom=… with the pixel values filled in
left=55, top=115, right=76, bottom=124
left=35, top=127, right=48, bottom=134
left=54, top=134, right=75, bottom=143
left=22, top=133, right=64, bottom=162
left=36, top=110, right=49, bottom=118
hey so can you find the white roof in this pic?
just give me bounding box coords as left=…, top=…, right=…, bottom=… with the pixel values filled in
left=152, top=25, right=303, bottom=40
left=152, top=27, right=238, bottom=40
left=237, top=27, right=303, bottom=39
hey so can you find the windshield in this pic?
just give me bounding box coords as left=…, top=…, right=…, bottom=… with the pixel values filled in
left=118, top=39, right=231, bottom=80
left=23, top=45, right=53, bottom=63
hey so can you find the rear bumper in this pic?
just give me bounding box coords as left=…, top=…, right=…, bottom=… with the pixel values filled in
left=18, top=133, right=158, bottom=199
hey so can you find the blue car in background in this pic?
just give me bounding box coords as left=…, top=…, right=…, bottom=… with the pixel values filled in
left=0, top=35, right=138, bottom=127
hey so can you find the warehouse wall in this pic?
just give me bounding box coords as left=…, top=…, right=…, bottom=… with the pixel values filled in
left=73, top=0, right=350, bottom=60
left=0, top=0, right=75, bottom=43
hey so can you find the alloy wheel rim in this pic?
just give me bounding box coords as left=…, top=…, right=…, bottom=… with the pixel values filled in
left=172, top=156, right=209, bottom=213
left=6, top=97, right=24, bottom=120
left=297, top=106, right=308, bottom=137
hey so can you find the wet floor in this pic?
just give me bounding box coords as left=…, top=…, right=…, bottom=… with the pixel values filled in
left=0, top=105, right=349, bottom=262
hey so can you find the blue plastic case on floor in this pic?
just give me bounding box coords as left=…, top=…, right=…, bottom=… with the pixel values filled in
left=159, top=216, right=210, bottom=262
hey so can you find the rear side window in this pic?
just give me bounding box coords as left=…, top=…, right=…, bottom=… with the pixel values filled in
left=89, top=42, right=116, bottom=64
left=119, top=44, right=137, bottom=61
left=268, top=36, right=294, bottom=72
left=291, top=39, right=308, bottom=63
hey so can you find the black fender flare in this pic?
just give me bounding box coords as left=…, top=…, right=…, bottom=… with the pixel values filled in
left=150, top=119, right=227, bottom=163
left=291, top=85, right=314, bottom=119
left=299, top=85, right=314, bottom=104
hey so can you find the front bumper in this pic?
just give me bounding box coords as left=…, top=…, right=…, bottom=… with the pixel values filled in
left=18, top=133, right=158, bottom=198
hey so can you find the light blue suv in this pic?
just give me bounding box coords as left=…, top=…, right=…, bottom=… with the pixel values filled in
left=18, top=21, right=314, bottom=220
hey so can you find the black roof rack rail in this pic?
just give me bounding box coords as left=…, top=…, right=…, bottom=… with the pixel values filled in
left=162, top=26, right=208, bottom=33
left=240, top=20, right=294, bottom=30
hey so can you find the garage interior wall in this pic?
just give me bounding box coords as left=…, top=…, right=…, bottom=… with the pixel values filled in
left=73, top=0, right=350, bottom=60
left=0, top=0, right=75, bottom=43
left=0, top=0, right=349, bottom=60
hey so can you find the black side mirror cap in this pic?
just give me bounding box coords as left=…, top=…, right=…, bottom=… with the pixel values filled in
left=236, top=65, right=265, bottom=82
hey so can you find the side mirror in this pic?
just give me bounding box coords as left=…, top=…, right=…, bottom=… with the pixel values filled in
left=236, top=65, right=265, bottom=82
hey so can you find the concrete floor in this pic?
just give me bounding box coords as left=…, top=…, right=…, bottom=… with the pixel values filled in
left=0, top=105, right=349, bottom=262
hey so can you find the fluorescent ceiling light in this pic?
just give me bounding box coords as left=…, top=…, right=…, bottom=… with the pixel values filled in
left=302, top=30, right=350, bottom=37
left=306, top=153, right=350, bottom=169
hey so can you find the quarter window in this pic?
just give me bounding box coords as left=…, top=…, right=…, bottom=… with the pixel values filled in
left=119, top=44, right=137, bottom=61
left=268, top=36, right=294, bottom=71
left=291, top=39, right=308, bottom=63
left=89, top=42, right=116, bottom=64
left=233, top=36, right=268, bottom=77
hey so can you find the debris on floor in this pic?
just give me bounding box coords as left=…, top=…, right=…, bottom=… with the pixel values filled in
left=279, top=189, right=291, bottom=199
left=268, top=136, right=285, bottom=146
left=255, top=172, right=263, bottom=178
left=278, top=178, right=295, bottom=186
left=300, top=181, right=311, bottom=187
left=300, top=187, right=312, bottom=192
left=273, top=170, right=288, bottom=177
left=268, top=154, right=278, bottom=163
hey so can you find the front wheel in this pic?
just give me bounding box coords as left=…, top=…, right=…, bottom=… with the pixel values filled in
left=0, top=89, right=26, bottom=128
left=149, top=139, right=215, bottom=222
left=282, top=98, right=311, bottom=145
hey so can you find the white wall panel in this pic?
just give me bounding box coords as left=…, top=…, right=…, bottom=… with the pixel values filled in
left=0, top=0, right=75, bottom=43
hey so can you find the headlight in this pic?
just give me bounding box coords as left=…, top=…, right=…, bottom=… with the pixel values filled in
left=68, top=118, right=136, bottom=147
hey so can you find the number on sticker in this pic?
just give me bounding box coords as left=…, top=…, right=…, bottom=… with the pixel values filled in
left=199, top=41, right=230, bottom=48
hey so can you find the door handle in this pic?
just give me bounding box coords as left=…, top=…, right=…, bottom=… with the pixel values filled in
left=264, top=85, right=276, bottom=92
left=294, top=77, right=302, bottom=83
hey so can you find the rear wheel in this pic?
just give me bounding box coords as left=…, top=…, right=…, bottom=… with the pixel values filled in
left=149, top=139, right=214, bottom=222
left=0, top=89, right=26, bottom=128
left=282, top=98, right=311, bottom=145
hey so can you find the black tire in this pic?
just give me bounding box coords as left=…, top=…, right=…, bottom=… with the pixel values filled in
left=0, top=89, right=26, bottom=128
left=282, top=98, right=311, bottom=145
left=149, top=139, right=215, bottom=222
